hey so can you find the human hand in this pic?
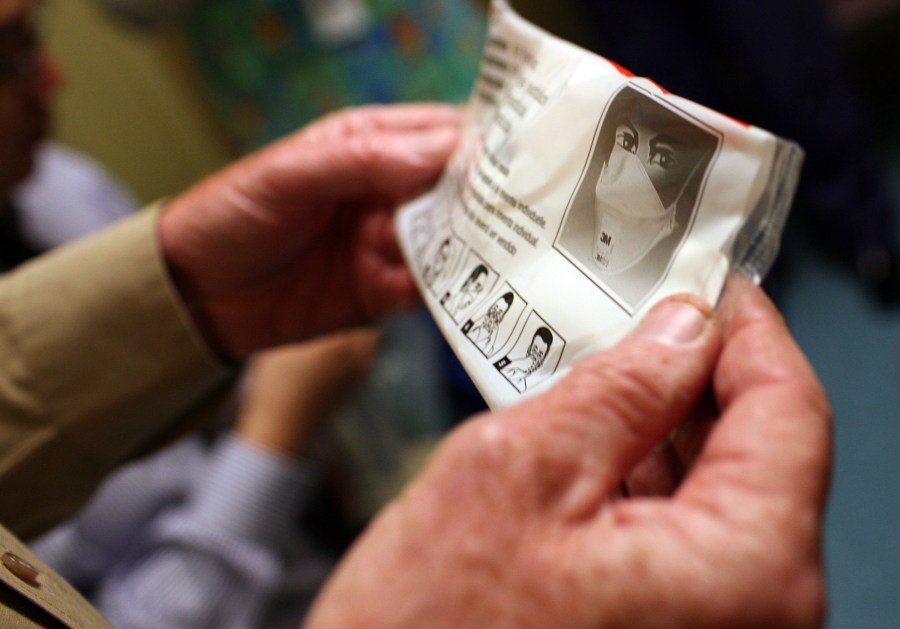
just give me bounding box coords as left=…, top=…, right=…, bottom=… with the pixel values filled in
left=159, top=104, right=461, bottom=358
left=235, top=327, right=381, bottom=458
left=304, top=280, right=831, bottom=629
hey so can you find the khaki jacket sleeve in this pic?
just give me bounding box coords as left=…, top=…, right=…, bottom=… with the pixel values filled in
left=0, top=203, right=234, bottom=540
left=0, top=521, right=112, bottom=628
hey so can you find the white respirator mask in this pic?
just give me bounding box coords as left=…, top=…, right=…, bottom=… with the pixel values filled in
left=592, top=144, right=694, bottom=274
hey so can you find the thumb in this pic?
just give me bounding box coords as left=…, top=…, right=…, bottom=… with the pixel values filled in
left=490, top=294, right=722, bottom=519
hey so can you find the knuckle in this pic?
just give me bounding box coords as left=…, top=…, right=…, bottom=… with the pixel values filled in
left=445, top=414, right=516, bottom=469
left=306, top=106, right=377, bottom=144
left=344, top=127, right=385, bottom=170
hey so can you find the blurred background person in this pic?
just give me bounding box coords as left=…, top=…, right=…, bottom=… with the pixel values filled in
left=0, top=5, right=137, bottom=269
left=32, top=329, right=382, bottom=629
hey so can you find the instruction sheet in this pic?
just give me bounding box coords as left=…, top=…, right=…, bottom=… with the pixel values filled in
left=396, top=0, right=803, bottom=409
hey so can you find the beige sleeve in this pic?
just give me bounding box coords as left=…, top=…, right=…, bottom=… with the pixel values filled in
left=0, top=520, right=113, bottom=628
left=0, top=203, right=234, bottom=539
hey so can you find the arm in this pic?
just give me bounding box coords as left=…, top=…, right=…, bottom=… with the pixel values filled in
left=305, top=280, right=831, bottom=628
left=93, top=434, right=324, bottom=629
left=0, top=205, right=233, bottom=539
left=88, top=331, right=380, bottom=628
left=29, top=437, right=208, bottom=591
left=0, top=104, right=461, bottom=539
left=236, top=328, right=381, bottom=457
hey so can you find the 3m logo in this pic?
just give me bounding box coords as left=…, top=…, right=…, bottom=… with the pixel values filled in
left=599, top=232, right=612, bottom=246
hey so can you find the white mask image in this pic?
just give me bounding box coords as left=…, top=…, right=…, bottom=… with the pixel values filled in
left=592, top=121, right=699, bottom=275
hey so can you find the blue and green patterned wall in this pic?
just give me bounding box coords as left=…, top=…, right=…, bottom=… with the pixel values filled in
left=184, top=0, right=487, bottom=152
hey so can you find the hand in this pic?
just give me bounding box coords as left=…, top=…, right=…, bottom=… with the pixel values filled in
left=159, top=104, right=462, bottom=358
left=236, top=327, right=381, bottom=457
left=304, top=280, right=831, bottom=629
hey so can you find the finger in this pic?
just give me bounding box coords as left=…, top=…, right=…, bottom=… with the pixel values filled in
left=354, top=205, right=423, bottom=317
left=489, top=294, right=721, bottom=519
left=320, top=103, right=464, bottom=135
left=250, top=105, right=464, bottom=212
left=669, top=388, right=718, bottom=469
left=624, top=438, right=683, bottom=496
left=623, top=386, right=717, bottom=496
left=669, top=389, right=718, bottom=473
left=678, top=279, right=832, bottom=535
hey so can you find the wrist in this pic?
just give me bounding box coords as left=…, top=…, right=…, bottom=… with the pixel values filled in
left=158, top=195, right=237, bottom=360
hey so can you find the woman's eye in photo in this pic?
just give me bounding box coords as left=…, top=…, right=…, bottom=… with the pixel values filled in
left=616, top=129, right=638, bottom=154
left=649, top=145, right=675, bottom=170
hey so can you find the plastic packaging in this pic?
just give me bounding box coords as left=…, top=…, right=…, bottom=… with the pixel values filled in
left=395, top=0, right=804, bottom=409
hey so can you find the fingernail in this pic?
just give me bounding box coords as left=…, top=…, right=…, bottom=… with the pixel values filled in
left=632, top=299, right=711, bottom=346
left=409, top=127, right=459, bottom=163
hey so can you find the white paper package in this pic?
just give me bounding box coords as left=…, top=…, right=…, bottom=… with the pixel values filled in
left=395, top=0, right=804, bottom=409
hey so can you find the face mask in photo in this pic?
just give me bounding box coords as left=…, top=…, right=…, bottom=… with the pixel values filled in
left=592, top=122, right=701, bottom=275
left=592, top=142, right=679, bottom=273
